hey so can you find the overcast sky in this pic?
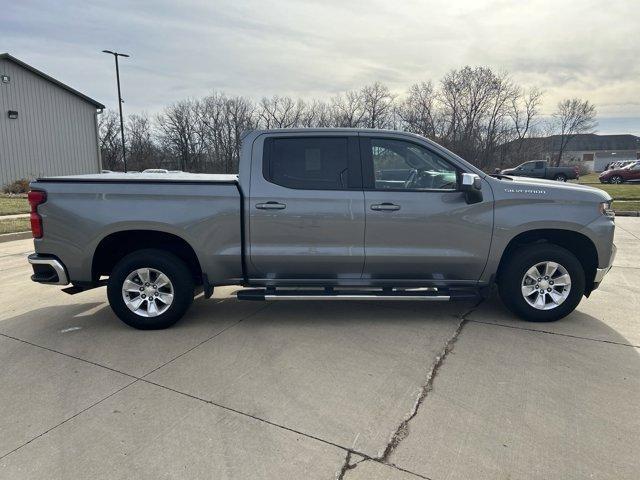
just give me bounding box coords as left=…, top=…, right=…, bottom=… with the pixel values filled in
left=4, top=0, right=639, bottom=134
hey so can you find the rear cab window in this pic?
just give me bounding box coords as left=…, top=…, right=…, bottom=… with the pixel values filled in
left=263, top=137, right=359, bottom=190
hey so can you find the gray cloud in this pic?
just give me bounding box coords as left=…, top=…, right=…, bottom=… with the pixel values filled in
left=3, top=0, right=639, bottom=133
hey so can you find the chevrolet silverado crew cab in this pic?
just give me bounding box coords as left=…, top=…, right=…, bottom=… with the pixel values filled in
left=27, top=129, right=616, bottom=329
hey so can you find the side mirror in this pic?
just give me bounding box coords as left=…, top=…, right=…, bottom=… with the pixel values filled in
left=460, top=173, right=483, bottom=204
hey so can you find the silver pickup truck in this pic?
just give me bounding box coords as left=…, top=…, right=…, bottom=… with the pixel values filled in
left=27, top=129, right=616, bottom=329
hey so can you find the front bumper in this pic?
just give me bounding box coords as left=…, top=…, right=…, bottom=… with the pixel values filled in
left=28, top=254, right=69, bottom=285
left=593, top=243, right=616, bottom=287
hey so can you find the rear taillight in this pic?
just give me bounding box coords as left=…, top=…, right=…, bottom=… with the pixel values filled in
left=28, top=190, right=47, bottom=238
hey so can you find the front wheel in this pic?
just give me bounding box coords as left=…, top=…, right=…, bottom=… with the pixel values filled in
left=107, top=249, right=195, bottom=329
left=610, top=175, right=624, bottom=184
left=498, top=244, right=585, bottom=322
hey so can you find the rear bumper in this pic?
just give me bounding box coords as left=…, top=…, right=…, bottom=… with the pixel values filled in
left=28, top=254, right=69, bottom=285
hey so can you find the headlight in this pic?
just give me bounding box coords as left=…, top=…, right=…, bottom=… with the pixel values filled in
left=599, top=201, right=615, bottom=219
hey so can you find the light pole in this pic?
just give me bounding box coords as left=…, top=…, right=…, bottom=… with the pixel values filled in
left=102, top=50, right=130, bottom=172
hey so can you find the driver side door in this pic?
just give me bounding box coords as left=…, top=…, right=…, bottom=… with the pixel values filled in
left=517, top=161, right=535, bottom=176
left=530, top=161, right=546, bottom=178
left=360, top=135, right=494, bottom=283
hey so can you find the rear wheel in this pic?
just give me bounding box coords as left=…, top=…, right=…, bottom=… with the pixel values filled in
left=107, top=249, right=194, bottom=329
left=498, top=244, right=585, bottom=322
left=553, top=173, right=567, bottom=182
left=610, top=175, right=623, bottom=184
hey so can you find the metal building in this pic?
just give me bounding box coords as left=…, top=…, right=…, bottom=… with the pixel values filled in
left=0, top=53, right=105, bottom=187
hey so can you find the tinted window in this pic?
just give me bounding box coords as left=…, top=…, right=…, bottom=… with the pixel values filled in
left=266, top=137, right=349, bottom=190
left=534, top=161, right=545, bottom=169
left=370, top=138, right=457, bottom=190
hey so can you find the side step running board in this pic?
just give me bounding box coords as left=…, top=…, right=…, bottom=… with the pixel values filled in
left=236, top=288, right=479, bottom=302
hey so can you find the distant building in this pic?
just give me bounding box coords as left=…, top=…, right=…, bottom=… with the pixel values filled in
left=0, top=53, right=105, bottom=187
left=504, top=134, right=640, bottom=172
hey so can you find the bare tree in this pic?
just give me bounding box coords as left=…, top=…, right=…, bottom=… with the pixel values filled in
left=331, top=90, right=366, bottom=127
left=360, top=82, right=395, bottom=129
left=98, top=110, right=121, bottom=171
left=396, top=81, right=442, bottom=139
left=510, top=87, right=543, bottom=143
left=299, top=100, right=334, bottom=127
left=439, top=66, right=519, bottom=168
left=156, top=100, right=206, bottom=171
left=126, top=113, right=159, bottom=170
left=222, top=95, right=256, bottom=171
left=552, top=98, right=597, bottom=165
left=481, top=73, right=519, bottom=168
left=196, top=92, right=257, bottom=173
left=499, top=87, right=544, bottom=166
left=99, top=66, right=597, bottom=174
left=257, top=96, right=306, bottom=128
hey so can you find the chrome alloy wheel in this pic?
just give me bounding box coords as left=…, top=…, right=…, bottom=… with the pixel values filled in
left=122, top=268, right=174, bottom=317
left=521, top=261, right=571, bottom=310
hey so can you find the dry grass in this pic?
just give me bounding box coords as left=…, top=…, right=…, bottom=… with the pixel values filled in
left=0, top=195, right=29, bottom=216
left=0, top=217, right=30, bottom=235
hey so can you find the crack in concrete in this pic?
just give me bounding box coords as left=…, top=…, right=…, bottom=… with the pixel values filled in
left=336, top=451, right=356, bottom=480
left=379, top=311, right=473, bottom=462
left=336, top=301, right=482, bottom=479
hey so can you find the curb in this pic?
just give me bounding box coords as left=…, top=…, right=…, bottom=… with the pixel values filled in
left=614, top=211, right=640, bottom=217
left=0, top=231, right=32, bottom=243
left=0, top=213, right=29, bottom=220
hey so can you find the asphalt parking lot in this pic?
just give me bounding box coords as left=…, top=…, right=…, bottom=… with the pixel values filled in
left=0, top=219, right=638, bottom=480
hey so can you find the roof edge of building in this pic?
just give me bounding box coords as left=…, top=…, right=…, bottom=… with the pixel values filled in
left=0, top=53, right=105, bottom=110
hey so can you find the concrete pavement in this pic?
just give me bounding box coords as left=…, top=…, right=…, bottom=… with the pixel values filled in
left=0, top=219, right=638, bottom=479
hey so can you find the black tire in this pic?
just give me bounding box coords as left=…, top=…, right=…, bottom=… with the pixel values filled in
left=498, top=244, right=585, bottom=322
left=107, top=249, right=194, bottom=329
left=610, top=175, right=623, bottom=184
left=554, top=174, right=567, bottom=182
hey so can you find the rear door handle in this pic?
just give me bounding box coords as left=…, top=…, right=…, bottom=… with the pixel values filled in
left=256, top=201, right=286, bottom=210
left=370, top=203, right=401, bottom=211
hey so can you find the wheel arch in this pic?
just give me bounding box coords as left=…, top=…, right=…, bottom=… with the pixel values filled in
left=92, top=229, right=203, bottom=284
left=496, top=229, right=598, bottom=295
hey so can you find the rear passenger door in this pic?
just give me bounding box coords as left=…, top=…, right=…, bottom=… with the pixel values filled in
left=248, top=133, right=365, bottom=280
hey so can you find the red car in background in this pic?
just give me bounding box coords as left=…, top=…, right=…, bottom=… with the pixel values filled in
left=599, top=161, right=640, bottom=184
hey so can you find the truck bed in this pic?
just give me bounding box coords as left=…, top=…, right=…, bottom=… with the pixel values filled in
left=31, top=173, right=244, bottom=286
left=37, top=172, right=238, bottom=184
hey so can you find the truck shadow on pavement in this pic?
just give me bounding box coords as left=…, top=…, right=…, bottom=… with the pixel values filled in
left=0, top=293, right=637, bottom=371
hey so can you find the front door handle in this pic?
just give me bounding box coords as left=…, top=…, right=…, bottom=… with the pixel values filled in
left=256, top=201, right=286, bottom=210
left=370, top=203, right=401, bottom=211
